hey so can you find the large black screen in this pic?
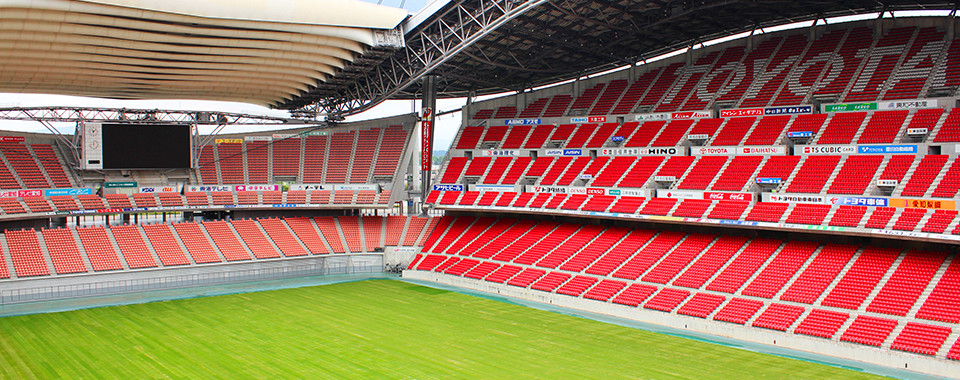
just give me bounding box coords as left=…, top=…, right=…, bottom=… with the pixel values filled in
left=101, top=124, right=191, bottom=169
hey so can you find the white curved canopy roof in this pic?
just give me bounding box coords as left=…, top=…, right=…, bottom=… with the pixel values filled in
left=0, top=0, right=408, bottom=107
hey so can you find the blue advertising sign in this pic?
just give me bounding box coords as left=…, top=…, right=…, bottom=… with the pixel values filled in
left=44, top=188, right=94, bottom=196
left=433, top=184, right=463, bottom=192
left=563, top=149, right=582, bottom=156
left=755, top=177, right=783, bottom=184
left=857, top=145, right=917, bottom=154
left=787, top=131, right=813, bottom=138
left=504, top=118, right=541, bottom=125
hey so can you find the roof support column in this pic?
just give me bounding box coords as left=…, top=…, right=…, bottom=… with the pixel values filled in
left=420, top=74, right=438, bottom=215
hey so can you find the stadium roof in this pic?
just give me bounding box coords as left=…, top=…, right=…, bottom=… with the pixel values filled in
left=0, top=0, right=954, bottom=117
left=286, top=0, right=956, bottom=116
left=0, top=0, right=407, bottom=107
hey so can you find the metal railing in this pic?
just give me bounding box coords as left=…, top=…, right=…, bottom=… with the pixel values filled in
left=1, top=262, right=381, bottom=305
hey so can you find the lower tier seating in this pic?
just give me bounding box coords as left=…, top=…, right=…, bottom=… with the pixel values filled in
left=408, top=216, right=960, bottom=360
left=0, top=215, right=434, bottom=278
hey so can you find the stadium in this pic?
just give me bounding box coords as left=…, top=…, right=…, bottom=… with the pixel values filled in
left=1, top=0, right=960, bottom=378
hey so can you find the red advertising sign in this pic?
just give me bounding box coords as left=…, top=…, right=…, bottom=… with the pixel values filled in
left=719, top=108, right=763, bottom=117
left=0, top=136, right=25, bottom=142
left=703, top=192, right=753, bottom=201
left=586, top=188, right=605, bottom=195
left=421, top=107, right=433, bottom=171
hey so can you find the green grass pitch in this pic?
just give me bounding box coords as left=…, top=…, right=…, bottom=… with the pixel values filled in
left=0, top=279, right=884, bottom=379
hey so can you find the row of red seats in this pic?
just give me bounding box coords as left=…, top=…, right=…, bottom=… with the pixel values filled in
left=472, top=25, right=949, bottom=119
left=461, top=107, right=957, bottom=150
left=0, top=143, right=74, bottom=190
left=0, top=190, right=394, bottom=216
left=410, top=216, right=959, bottom=358
left=437, top=151, right=960, bottom=199
left=197, top=126, right=410, bottom=185
left=429, top=190, right=960, bottom=236
left=0, top=215, right=432, bottom=278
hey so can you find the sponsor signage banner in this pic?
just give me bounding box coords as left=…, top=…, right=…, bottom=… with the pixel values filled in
left=800, top=145, right=857, bottom=155
left=187, top=185, right=231, bottom=192
left=831, top=196, right=889, bottom=207
left=858, top=145, right=917, bottom=154
left=890, top=198, right=957, bottom=210
left=599, top=148, right=640, bottom=156
left=877, top=179, right=899, bottom=187
left=44, top=188, right=94, bottom=196
left=656, top=189, right=753, bottom=201
left=671, top=111, right=711, bottom=119
left=826, top=100, right=936, bottom=112
left=432, top=184, right=462, bottom=192
left=756, top=177, right=782, bottom=184
left=215, top=138, right=242, bottom=144
left=687, top=134, right=709, bottom=140
left=764, top=105, right=813, bottom=115
left=234, top=185, right=280, bottom=192
left=570, top=116, right=606, bottom=123
left=716, top=106, right=812, bottom=117
left=654, top=175, right=676, bottom=182
left=304, top=131, right=328, bottom=136
left=504, top=118, right=541, bottom=125
left=104, top=181, right=137, bottom=188
left=544, top=149, right=582, bottom=156
left=599, top=147, right=686, bottom=156
left=472, top=185, right=515, bottom=191
left=692, top=146, right=786, bottom=156
left=691, top=146, right=734, bottom=155
left=0, top=190, right=42, bottom=198
left=0, top=136, right=25, bottom=142
left=764, top=193, right=827, bottom=204
left=703, top=192, right=753, bottom=201
left=611, top=136, right=624, bottom=142
left=787, top=131, right=813, bottom=138
left=824, top=102, right=878, bottom=112
left=880, top=99, right=937, bottom=110
left=635, top=112, right=672, bottom=121
left=656, top=189, right=700, bottom=199
left=244, top=136, right=272, bottom=141
left=740, top=146, right=787, bottom=155
left=606, top=189, right=621, bottom=196
left=288, top=184, right=331, bottom=191
left=139, top=186, right=177, bottom=193
left=579, top=174, right=593, bottom=180
left=638, top=147, right=683, bottom=156
left=719, top=108, right=763, bottom=117
left=529, top=185, right=567, bottom=194
left=906, top=128, right=929, bottom=135
left=334, top=184, right=379, bottom=191
left=421, top=107, right=433, bottom=171
left=620, top=189, right=648, bottom=197
left=272, top=133, right=298, bottom=139
left=481, top=150, right=520, bottom=157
